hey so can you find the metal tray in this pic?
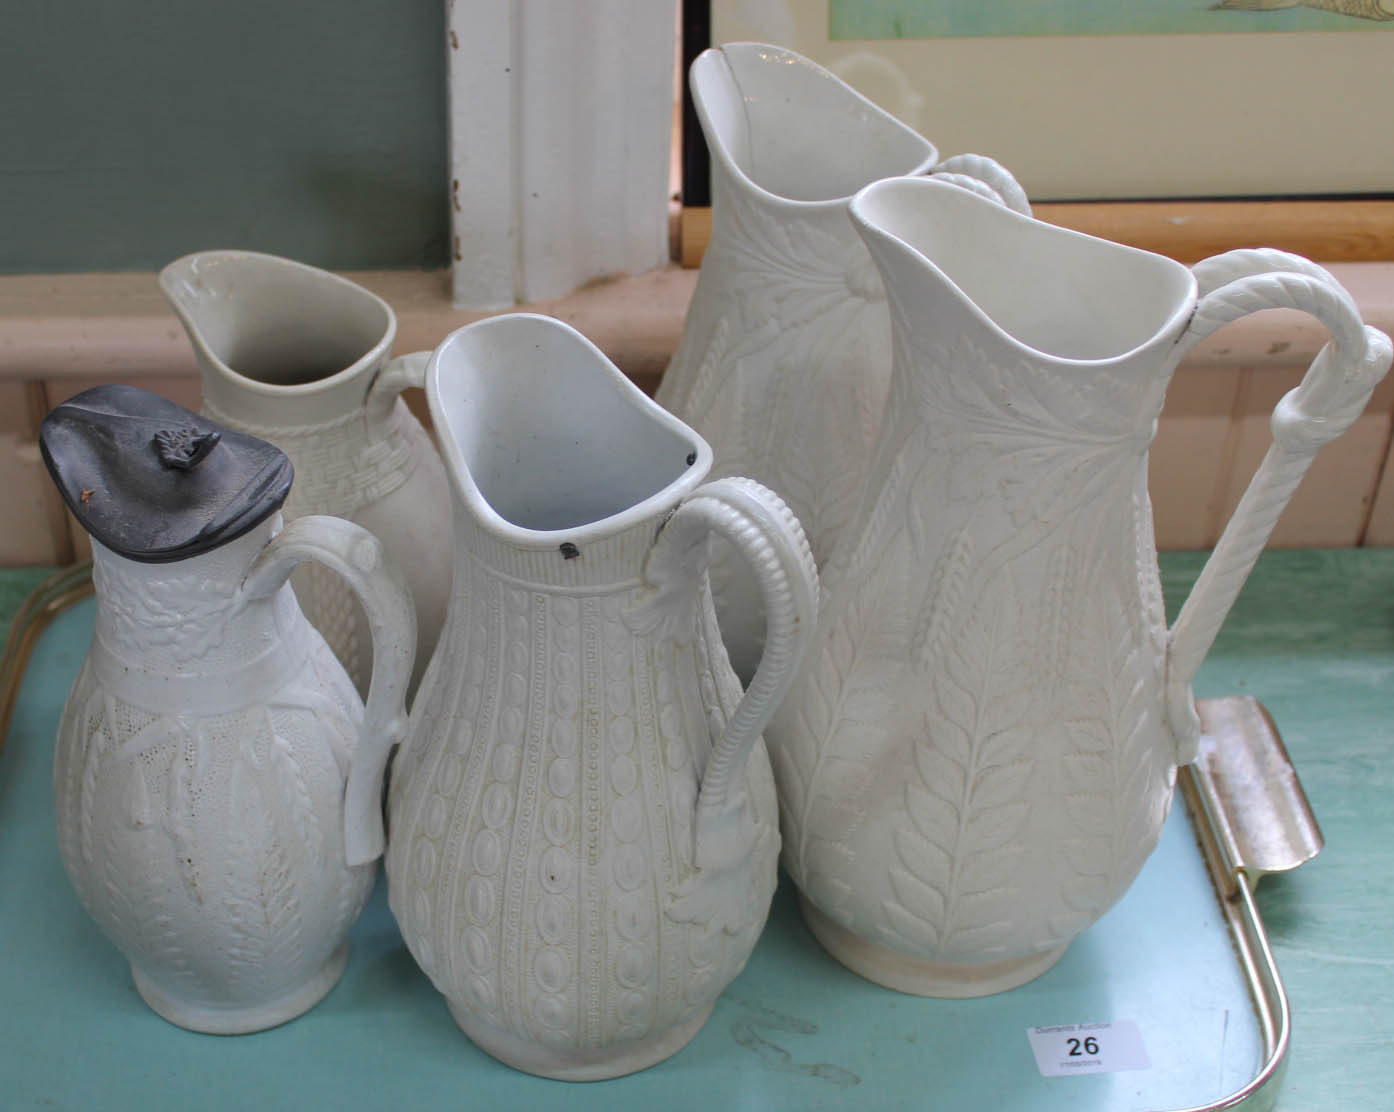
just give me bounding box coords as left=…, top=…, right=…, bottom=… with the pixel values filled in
left=0, top=567, right=1317, bottom=1111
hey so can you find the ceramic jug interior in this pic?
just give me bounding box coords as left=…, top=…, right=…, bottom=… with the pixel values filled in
left=848, top=178, right=1196, bottom=364
left=431, top=313, right=706, bottom=534
left=160, top=250, right=394, bottom=410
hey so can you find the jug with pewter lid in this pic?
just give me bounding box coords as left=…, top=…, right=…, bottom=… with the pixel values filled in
left=42, top=385, right=414, bottom=1033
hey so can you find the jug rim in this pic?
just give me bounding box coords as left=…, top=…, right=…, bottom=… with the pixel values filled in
left=427, top=313, right=713, bottom=548
left=693, top=42, right=939, bottom=212
left=158, top=249, right=398, bottom=400
left=850, top=176, right=1198, bottom=368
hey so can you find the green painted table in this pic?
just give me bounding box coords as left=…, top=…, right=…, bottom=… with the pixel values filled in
left=1, top=550, right=1389, bottom=1110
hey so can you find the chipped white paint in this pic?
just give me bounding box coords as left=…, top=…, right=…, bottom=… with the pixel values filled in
left=447, top=1, right=678, bottom=309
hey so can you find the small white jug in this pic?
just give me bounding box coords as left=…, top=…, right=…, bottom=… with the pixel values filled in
left=161, top=250, right=450, bottom=697
left=42, top=386, right=414, bottom=1033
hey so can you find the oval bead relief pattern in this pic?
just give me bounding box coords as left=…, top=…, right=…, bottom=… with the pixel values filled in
left=386, top=568, right=778, bottom=1054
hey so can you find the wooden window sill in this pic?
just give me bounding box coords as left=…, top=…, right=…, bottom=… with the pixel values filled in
left=1, top=261, right=1393, bottom=562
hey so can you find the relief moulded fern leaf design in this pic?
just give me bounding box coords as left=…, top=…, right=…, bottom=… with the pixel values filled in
left=881, top=576, right=1036, bottom=961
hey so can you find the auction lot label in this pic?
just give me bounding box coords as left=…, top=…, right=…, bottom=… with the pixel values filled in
left=1026, top=1020, right=1151, bottom=1078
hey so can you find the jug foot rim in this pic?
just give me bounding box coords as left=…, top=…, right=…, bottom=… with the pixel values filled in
left=131, top=940, right=350, bottom=1035
left=447, top=998, right=716, bottom=1081
left=798, top=893, right=1069, bottom=998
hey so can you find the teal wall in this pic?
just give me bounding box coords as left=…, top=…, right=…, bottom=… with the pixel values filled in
left=1, top=2, right=449, bottom=273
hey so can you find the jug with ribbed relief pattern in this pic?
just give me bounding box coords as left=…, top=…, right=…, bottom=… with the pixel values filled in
left=377, top=314, right=818, bottom=1079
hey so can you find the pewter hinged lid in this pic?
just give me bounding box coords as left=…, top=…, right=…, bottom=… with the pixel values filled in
left=39, top=384, right=293, bottom=563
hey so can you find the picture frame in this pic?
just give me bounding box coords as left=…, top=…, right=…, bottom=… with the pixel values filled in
left=703, top=0, right=1394, bottom=200
left=682, top=1, right=1393, bottom=265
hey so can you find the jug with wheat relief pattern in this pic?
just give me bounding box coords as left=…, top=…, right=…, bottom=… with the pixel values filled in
left=657, top=42, right=1029, bottom=679
left=766, top=177, right=1392, bottom=997
left=41, top=386, right=414, bottom=1033
left=374, top=315, right=818, bottom=1080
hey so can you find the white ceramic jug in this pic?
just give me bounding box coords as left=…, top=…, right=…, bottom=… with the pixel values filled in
left=160, top=250, right=450, bottom=697
left=42, top=387, right=414, bottom=1033
left=657, top=42, right=1028, bottom=678
left=767, top=177, right=1392, bottom=997
left=376, top=315, right=818, bottom=1079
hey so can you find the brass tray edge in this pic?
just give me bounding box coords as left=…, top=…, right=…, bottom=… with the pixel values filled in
left=1175, top=757, right=1292, bottom=1112
left=0, top=563, right=93, bottom=756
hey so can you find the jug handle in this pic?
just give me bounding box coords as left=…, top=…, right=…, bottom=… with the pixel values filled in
left=929, top=153, right=1032, bottom=216
left=241, top=515, right=417, bottom=867
left=643, top=478, right=818, bottom=852
left=1163, top=249, right=1392, bottom=762
left=363, top=350, right=432, bottom=425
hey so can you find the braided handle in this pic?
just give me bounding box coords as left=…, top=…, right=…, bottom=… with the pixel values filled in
left=643, top=478, right=818, bottom=848
left=364, top=350, right=431, bottom=425
left=1191, top=247, right=1342, bottom=297
left=1165, top=253, right=1393, bottom=762
left=925, top=173, right=1005, bottom=208
left=929, top=153, right=1032, bottom=216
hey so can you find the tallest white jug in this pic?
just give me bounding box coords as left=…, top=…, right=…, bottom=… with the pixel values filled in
left=658, top=43, right=1028, bottom=678
left=767, top=176, right=1391, bottom=997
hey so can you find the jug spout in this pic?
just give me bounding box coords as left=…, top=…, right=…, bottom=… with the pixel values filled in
left=694, top=43, right=937, bottom=206
left=159, top=250, right=397, bottom=425
left=428, top=313, right=710, bottom=556
left=849, top=177, right=1196, bottom=371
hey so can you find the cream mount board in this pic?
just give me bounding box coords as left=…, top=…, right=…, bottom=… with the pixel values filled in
left=710, top=2, right=1394, bottom=200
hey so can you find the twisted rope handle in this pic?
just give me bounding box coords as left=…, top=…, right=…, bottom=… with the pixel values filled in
left=242, top=515, right=417, bottom=866
left=364, top=349, right=431, bottom=425
left=929, top=153, right=1032, bottom=216
left=1165, top=251, right=1393, bottom=762
left=924, top=173, right=1005, bottom=208
left=1192, top=247, right=1342, bottom=298
left=644, top=478, right=818, bottom=851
